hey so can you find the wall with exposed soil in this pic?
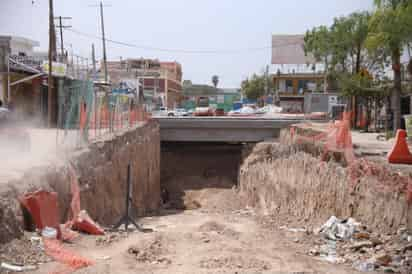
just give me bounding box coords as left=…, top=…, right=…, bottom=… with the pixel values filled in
left=239, top=140, right=412, bottom=234
left=0, top=121, right=160, bottom=244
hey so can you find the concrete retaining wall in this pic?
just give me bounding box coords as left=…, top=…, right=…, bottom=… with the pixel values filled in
left=0, top=121, right=160, bottom=244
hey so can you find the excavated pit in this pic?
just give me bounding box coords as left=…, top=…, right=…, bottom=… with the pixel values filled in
left=160, top=142, right=244, bottom=211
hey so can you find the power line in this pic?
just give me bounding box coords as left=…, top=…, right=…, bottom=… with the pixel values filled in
left=66, top=28, right=303, bottom=55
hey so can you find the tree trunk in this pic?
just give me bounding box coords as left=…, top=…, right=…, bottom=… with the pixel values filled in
left=352, top=45, right=362, bottom=128
left=392, top=47, right=402, bottom=133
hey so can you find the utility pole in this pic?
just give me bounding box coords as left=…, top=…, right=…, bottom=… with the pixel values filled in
left=100, top=1, right=108, bottom=83
left=55, top=16, right=72, bottom=62
left=92, top=44, right=97, bottom=74
left=48, top=0, right=55, bottom=128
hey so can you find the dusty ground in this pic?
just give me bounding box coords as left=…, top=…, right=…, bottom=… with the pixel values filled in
left=13, top=188, right=365, bottom=274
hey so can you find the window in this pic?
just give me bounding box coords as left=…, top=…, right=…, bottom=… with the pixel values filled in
left=285, top=80, right=293, bottom=93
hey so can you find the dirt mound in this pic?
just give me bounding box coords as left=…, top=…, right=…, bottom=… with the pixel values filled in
left=198, top=221, right=240, bottom=239
left=240, top=142, right=410, bottom=234
left=127, top=235, right=171, bottom=265
left=199, top=221, right=227, bottom=232
left=96, top=231, right=128, bottom=246
left=199, top=255, right=271, bottom=271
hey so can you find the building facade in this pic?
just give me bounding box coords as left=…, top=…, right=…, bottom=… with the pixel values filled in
left=107, top=58, right=183, bottom=109
left=182, top=82, right=241, bottom=112
left=271, top=34, right=326, bottom=113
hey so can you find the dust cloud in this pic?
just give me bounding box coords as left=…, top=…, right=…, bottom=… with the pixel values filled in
left=0, top=125, right=80, bottom=184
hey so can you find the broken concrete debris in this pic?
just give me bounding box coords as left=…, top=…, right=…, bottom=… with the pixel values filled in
left=309, top=217, right=412, bottom=273
left=316, top=216, right=360, bottom=241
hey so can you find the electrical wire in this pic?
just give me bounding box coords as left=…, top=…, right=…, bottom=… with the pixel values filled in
left=66, top=28, right=303, bottom=55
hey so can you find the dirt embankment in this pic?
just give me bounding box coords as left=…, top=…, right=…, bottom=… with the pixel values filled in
left=0, top=121, right=161, bottom=244
left=239, top=141, right=411, bottom=234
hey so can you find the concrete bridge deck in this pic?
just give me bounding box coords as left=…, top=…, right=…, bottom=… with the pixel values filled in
left=155, top=116, right=311, bottom=142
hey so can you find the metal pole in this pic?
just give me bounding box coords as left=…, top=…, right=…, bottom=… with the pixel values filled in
left=125, top=163, right=131, bottom=230
left=7, top=56, right=10, bottom=103
left=48, top=0, right=55, bottom=128
left=91, top=43, right=97, bottom=77
left=59, top=16, right=64, bottom=61
left=100, top=1, right=108, bottom=83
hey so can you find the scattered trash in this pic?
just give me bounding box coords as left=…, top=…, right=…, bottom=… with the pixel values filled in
left=0, top=262, right=37, bottom=272
left=41, top=227, right=58, bottom=239
left=353, top=259, right=375, bottom=272
left=309, top=216, right=412, bottom=273
left=96, top=255, right=111, bottom=261
left=316, top=216, right=360, bottom=241
left=371, top=253, right=392, bottom=267
left=30, top=236, right=43, bottom=250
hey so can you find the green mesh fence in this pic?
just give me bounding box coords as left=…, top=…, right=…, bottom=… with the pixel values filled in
left=58, top=79, right=94, bottom=142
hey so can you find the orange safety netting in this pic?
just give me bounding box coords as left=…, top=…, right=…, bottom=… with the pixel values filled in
left=291, top=111, right=355, bottom=164
left=43, top=238, right=93, bottom=274
left=323, top=111, right=355, bottom=164
left=290, top=112, right=412, bottom=204
left=44, top=165, right=96, bottom=274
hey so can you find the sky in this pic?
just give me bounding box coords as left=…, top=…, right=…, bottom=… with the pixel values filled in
left=0, top=0, right=373, bottom=87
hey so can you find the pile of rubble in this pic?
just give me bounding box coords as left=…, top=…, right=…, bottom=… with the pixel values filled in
left=127, top=236, right=171, bottom=266
left=0, top=233, right=51, bottom=272
left=309, top=216, right=412, bottom=273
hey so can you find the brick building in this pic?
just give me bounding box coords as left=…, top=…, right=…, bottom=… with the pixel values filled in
left=107, top=58, right=183, bottom=109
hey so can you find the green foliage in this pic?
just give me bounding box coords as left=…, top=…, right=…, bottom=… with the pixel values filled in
left=241, top=74, right=268, bottom=100
left=304, top=12, right=371, bottom=74
left=304, top=25, right=332, bottom=67
left=367, top=1, right=412, bottom=53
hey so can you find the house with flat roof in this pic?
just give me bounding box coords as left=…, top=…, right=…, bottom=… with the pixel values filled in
left=271, top=34, right=326, bottom=113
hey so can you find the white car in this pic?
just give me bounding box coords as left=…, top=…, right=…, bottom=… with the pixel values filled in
left=154, top=107, right=188, bottom=117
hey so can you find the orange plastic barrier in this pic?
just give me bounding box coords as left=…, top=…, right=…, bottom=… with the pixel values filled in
left=73, top=210, right=105, bottom=235
left=129, top=110, right=137, bottom=127
left=20, top=191, right=61, bottom=239
left=387, top=129, right=412, bottom=164
left=79, top=103, right=87, bottom=131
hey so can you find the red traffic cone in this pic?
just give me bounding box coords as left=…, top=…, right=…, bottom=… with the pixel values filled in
left=387, top=129, right=412, bottom=164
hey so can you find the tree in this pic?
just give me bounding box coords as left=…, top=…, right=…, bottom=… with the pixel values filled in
left=212, top=75, right=219, bottom=88
left=241, top=74, right=269, bottom=100
left=304, top=11, right=391, bottom=129
left=367, top=0, right=412, bottom=131
left=304, top=26, right=333, bottom=70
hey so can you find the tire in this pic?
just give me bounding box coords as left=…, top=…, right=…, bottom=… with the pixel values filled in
left=168, top=113, right=174, bottom=117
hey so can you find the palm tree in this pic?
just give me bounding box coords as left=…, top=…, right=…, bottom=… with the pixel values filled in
left=368, top=0, right=412, bottom=132
left=212, top=75, right=219, bottom=88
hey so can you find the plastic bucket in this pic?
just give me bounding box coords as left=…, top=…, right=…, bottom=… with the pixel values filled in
left=404, top=115, right=412, bottom=138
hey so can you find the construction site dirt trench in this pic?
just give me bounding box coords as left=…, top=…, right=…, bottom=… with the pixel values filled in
left=7, top=141, right=372, bottom=274
left=2, top=129, right=412, bottom=273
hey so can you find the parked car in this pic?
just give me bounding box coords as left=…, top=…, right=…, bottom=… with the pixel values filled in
left=153, top=107, right=188, bottom=117
left=228, top=106, right=256, bottom=116
left=194, top=107, right=214, bottom=116
left=174, top=108, right=190, bottom=116
left=214, top=108, right=225, bottom=116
